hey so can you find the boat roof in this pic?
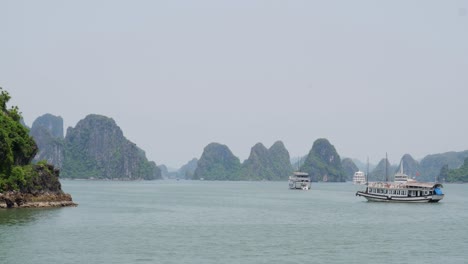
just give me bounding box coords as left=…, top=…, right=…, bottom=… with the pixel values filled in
left=404, top=182, right=443, bottom=188
left=293, top=172, right=309, bottom=176
left=368, top=181, right=443, bottom=188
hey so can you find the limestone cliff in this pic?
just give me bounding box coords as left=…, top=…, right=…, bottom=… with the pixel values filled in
left=0, top=163, right=75, bottom=208
left=395, top=154, right=421, bottom=180
left=178, top=158, right=198, bottom=179
left=30, top=114, right=65, bottom=167
left=369, top=158, right=397, bottom=182
left=242, top=141, right=293, bottom=180
left=419, top=150, right=468, bottom=182
left=342, top=158, right=359, bottom=181
left=192, top=143, right=241, bottom=180
left=61, top=114, right=161, bottom=180
left=0, top=87, right=75, bottom=208
left=299, top=138, right=346, bottom=182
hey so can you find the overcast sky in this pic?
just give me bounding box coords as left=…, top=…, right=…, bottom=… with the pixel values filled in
left=1, top=1, right=467, bottom=168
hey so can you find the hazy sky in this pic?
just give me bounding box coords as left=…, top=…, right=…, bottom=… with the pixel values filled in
left=1, top=1, right=467, bottom=168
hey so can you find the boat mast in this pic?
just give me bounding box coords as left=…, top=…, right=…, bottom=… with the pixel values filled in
left=385, top=152, right=388, bottom=182
left=366, top=156, right=369, bottom=188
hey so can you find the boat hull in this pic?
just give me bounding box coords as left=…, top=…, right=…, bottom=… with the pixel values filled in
left=289, top=181, right=310, bottom=190
left=356, top=191, right=444, bottom=203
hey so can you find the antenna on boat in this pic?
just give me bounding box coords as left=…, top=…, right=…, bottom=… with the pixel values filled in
left=366, top=156, right=369, bottom=186
left=385, top=152, right=388, bottom=182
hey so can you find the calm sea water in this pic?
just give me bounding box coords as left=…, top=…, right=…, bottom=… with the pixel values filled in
left=1, top=181, right=467, bottom=264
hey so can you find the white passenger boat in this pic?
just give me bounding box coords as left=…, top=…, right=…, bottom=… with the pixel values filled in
left=393, top=162, right=414, bottom=184
left=353, top=171, right=366, bottom=185
left=356, top=181, right=444, bottom=203
left=289, top=172, right=310, bottom=190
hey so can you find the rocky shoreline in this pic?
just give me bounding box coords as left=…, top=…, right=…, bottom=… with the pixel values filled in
left=0, top=191, right=77, bottom=209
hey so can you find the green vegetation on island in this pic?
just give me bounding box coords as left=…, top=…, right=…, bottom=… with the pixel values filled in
left=61, top=114, right=161, bottom=180
left=192, top=141, right=293, bottom=181
left=29, top=113, right=161, bottom=180
left=0, top=87, right=74, bottom=208
left=446, top=158, right=468, bottom=182
left=396, top=154, right=421, bottom=178
left=300, top=138, right=346, bottom=182
left=242, top=141, right=293, bottom=181
left=178, top=158, right=198, bottom=179
left=341, top=158, right=359, bottom=181
left=420, top=151, right=468, bottom=182
left=0, top=88, right=39, bottom=192
left=26, top=105, right=468, bottom=183
left=368, top=158, right=396, bottom=182
left=192, top=143, right=241, bottom=180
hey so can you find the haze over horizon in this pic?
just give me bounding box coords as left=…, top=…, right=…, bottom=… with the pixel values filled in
left=2, top=1, right=467, bottom=168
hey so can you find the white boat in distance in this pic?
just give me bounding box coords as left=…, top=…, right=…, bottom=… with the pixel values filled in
left=289, top=172, right=310, bottom=190
left=353, top=171, right=366, bottom=185
left=356, top=181, right=444, bottom=203
left=393, top=162, right=414, bottom=184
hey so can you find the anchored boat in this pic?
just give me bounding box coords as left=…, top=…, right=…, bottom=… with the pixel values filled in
left=356, top=154, right=444, bottom=202
left=356, top=181, right=444, bottom=202
left=289, top=172, right=310, bottom=190
left=353, top=171, right=366, bottom=185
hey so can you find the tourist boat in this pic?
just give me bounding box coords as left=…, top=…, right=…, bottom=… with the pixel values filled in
left=356, top=154, right=444, bottom=202
left=289, top=172, right=310, bottom=190
left=356, top=182, right=444, bottom=203
left=353, top=171, right=366, bottom=185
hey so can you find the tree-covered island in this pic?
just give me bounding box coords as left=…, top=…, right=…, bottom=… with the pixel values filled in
left=0, top=87, right=76, bottom=208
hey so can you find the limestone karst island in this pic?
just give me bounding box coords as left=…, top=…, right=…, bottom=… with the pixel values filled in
left=0, top=88, right=75, bottom=208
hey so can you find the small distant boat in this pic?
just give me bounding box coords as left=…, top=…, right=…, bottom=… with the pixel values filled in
left=393, top=162, right=414, bottom=184
left=289, top=172, right=310, bottom=190
left=353, top=171, right=366, bottom=185
left=322, top=175, right=328, bottom=182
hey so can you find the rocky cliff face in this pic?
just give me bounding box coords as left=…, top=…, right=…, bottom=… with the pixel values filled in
left=396, top=154, right=421, bottom=179
left=192, top=143, right=241, bottom=180
left=299, top=138, right=346, bottom=182
left=61, top=114, right=161, bottom=180
left=0, top=88, right=74, bottom=208
left=369, top=158, right=397, bottom=182
left=30, top=114, right=65, bottom=167
left=242, top=141, right=293, bottom=180
left=178, top=158, right=198, bottom=179
left=341, top=158, right=359, bottom=181
left=0, top=163, right=76, bottom=208
left=32, top=113, right=64, bottom=138
left=419, top=151, right=468, bottom=182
